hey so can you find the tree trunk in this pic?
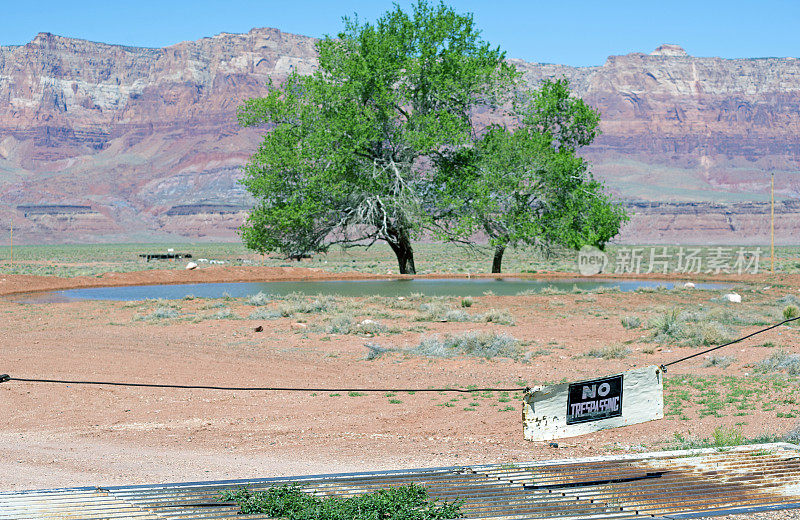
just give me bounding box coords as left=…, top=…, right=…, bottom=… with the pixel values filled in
left=491, top=244, right=505, bottom=274
left=386, top=227, right=416, bottom=274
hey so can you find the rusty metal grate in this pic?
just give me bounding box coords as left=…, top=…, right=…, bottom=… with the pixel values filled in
left=3, top=443, right=800, bottom=520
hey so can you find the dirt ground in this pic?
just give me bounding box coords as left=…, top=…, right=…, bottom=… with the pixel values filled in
left=2, top=265, right=800, bottom=500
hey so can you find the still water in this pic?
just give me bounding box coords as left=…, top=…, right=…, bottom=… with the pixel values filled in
left=18, top=278, right=730, bottom=302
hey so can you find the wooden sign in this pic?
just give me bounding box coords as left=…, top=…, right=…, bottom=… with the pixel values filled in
left=523, top=365, right=663, bottom=441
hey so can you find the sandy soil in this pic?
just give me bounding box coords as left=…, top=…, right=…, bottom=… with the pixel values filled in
left=2, top=266, right=800, bottom=504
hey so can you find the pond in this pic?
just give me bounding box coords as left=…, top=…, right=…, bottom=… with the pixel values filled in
left=15, top=278, right=731, bottom=302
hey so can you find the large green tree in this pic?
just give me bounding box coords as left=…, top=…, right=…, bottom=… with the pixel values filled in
left=238, top=1, right=516, bottom=274
left=436, top=78, right=628, bottom=273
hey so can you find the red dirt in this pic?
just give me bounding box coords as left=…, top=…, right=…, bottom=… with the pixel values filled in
left=2, top=266, right=800, bottom=496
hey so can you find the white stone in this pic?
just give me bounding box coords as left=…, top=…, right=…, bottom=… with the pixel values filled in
left=185, top=262, right=198, bottom=270
left=722, top=293, right=742, bottom=303
left=684, top=282, right=695, bottom=288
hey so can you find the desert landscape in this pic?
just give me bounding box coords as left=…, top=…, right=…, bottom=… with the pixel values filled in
left=2, top=245, right=800, bottom=498
left=2, top=2, right=800, bottom=518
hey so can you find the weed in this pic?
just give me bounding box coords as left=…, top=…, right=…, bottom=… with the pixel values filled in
left=247, top=292, right=273, bottom=306
left=278, top=295, right=337, bottom=317
left=364, top=342, right=394, bottom=360
left=784, top=305, right=800, bottom=320
left=673, top=426, right=778, bottom=449
left=410, top=331, right=523, bottom=360
left=648, top=309, right=733, bottom=347
left=348, top=391, right=364, bottom=397
left=621, top=316, right=641, bottom=329
left=389, top=398, right=402, bottom=404
left=649, top=309, right=683, bottom=342
left=140, top=306, right=179, bottom=320
left=522, top=349, right=550, bottom=363
left=327, top=315, right=354, bottom=334
left=704, top=355, right=736, bottom=369
left=479, top=308, right=515, bottom=325
left=582, top=344, right=630, bottom=360
left=461, top=297, right=474, bottom=308
left=778, top=295, right=800, bottom=306
left=635, top=285, right=670, bottom=293
left=415, top=302, right=451, bottom=321
left=755, top=350, right=800, bottom=375
left=443, top=309, right=473, bottom=322
left=218, top=483, right=462, bottom=519
left=210, top=308, right=236, bottom=320
left=357, top=319, right=387, bottom=335
left=690, top=321, right=734, bottom=347
left=201, top=300, right=228, bottom=310
left=538, top=286, right=566, bottom=295
left=248, top=309, right=282, bottom=320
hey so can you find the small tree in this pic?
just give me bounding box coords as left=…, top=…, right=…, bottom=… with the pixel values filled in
left=238, top=1, right=516, bottom=274
left=436, top=78, right=627, bottom=273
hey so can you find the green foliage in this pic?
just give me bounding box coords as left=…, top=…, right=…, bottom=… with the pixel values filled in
left=238, top=1, right=515, bottom=273
left=673, top=426, right=779, bottom=449
left=783, top=305, right=800, bottom=320
left=219, top=483, right=463, bottom=520
left=647, top=308, right=734, bottom=347
left=433, top=78, right=627, bottom=271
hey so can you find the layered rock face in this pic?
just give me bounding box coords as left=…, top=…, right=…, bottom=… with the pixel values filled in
left=0, top=28, right=316, bottom=243
left=0, top=31, right=798, bottom=244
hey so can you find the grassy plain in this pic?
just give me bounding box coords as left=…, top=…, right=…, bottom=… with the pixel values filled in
left=2, top=242, right=800, bottom=277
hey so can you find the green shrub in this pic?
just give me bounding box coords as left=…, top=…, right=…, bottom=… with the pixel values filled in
left=621, top=316, right=641, bottom=329
left=648, top=309, right=683, bottom=342
left=783, top=305, right=800, bottom=320
left=673, top=426, right=779, bottom=449
left=460, top=297, right=473, bottom=308
left=327, top=315, right=354, bottom=334
left=648, top=309, right=733, bottom=346
left=688, top=321, right=734, bottom=347
left=219, top=483, right=462, bottom=520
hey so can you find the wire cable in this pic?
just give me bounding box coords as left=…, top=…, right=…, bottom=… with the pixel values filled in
left=661, top=315, right=800, bottom=370
left=0, top=375, right=522, bottom=393
left=4, top=317, right=797, bottom=390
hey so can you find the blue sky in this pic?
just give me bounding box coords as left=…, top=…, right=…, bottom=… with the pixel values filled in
left=2, top=0, right=798, bottom=66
